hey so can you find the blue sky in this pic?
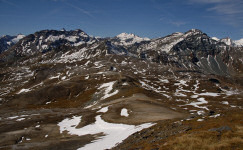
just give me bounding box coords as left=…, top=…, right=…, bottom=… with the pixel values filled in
left=0, top=0, right=243, bottom=40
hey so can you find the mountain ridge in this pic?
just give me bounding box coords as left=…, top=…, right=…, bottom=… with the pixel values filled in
left=1, top=28, right=243, bottom=54
left=0, top=28, right=242, bottom=76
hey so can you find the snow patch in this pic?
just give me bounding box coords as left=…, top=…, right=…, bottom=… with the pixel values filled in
left=174, top=92, right=187, bottom=97
left=210, top=114, right=220, bottom=118
left=58, top=116, right=82, bottom=134
left=58, top=115, right=154, bottom=150
left=174, top=80, right=188, bottom=86
left=197, top=119, right=204, bottom=122
left=98, top=81, right=119, bottom=100
left=197, top=110, right=205, bottom=115
left=120, top=108, right=129, bottom=117
left=187, top=97, right=209, bottom=110
left=16, top=118, right=25, bottom=121
left=222, top=101, right=229, bottom=105
left=191, top=95, right=199, bottom=98
left=97, top=106, right=109, bottom=113
left=159, top=79, right=169, bottom=83
left=198, top=92, right=220, bottom=97
left=85, top=75, right=89, bottom=80
left=17, top=88, right=31, bottom=94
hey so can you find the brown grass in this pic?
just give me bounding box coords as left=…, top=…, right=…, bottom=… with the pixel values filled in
left=160, top=112, right=243, bottom=150
left=162, top=130, right=243, bottom=150
left=27, top=88, right=96, bottom=109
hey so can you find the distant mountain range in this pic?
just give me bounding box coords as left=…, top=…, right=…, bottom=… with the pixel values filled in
left=1, top=29, right=242, bottom=54
left=0, top=28, right=242, bottom=76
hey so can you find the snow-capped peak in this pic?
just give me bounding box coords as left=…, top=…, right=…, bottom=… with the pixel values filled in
left=183, top=29, right=203, bottom=37
left=173, top=32, right=184, bottom=36
left=117, top=33, right=135, bottom=38
left=233, top=38, right=243, bottom=47
left=211, top=37, right=220, bottom=41
left=186, top=29, right=202, bottom=34
left=115, top=33, right=150, bottom=46
left=11, top=34, right=25, bottom=44
left=0, top=35, right=7, bottom=38
left=220, top=37, right=233, bottom=46
left=210, top=36, right=243, bottom=47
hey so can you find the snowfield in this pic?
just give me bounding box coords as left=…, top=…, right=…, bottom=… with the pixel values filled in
left=58, top=115, right=154, bottom=150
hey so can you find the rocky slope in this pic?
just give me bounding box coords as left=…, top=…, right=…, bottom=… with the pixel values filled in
left=0, top=34, right=25, bottom=54
left=0, top=29, right=242, bottom=150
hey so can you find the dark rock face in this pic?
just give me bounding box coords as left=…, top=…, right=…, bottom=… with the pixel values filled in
left=209, top=78, right=220, bottom=84
left=172, top=30, right=219, bottom=55
left=170, top=29, right=230, bottom=75
left=0, top=35, right=24, bottom=54
left=0, top=35, right=12, bottom=53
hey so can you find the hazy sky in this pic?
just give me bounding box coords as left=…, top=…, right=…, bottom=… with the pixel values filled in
left=0, top=0, right=243, bottom=39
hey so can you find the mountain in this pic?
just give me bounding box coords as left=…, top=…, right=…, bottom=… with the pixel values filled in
left=1, top=29, right=242, bottom=75
left=211, top=37, right=220, bottom=41
left=0, top=34, right=25, bottom=53
left=9, top=29, right=97, bottom=56
left=234, top=38, right=243, bottom=47
left=0, top=28, right=242, bottom=150
left=111, top=33, right=150, bottom=46
left=170, top=29, right=230, bottom=75
left=220, top=37, right=233, bottom=46
left=211, top=36, right=243, bottom=47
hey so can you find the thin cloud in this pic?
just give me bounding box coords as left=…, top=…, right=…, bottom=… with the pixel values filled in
left=0, top=0, right=20, bottom=8
left=188, top=0, right=243, bottom=15
left=64, top=2, right=94, bottom=18
left=188, top=0, right=243, bottom=27
left=0, top=14, right=25, bottom=18
left=207, top=2, right=243, bottom=15
left=188, top=0, right=228, bottom=4
left=170, top=21, right=187, bottom=27
left=160, top=17, right=187, bottom=27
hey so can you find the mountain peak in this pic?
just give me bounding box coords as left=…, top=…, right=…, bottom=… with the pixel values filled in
left=116, top=33, right=137, bottom=38
left=211, top=37, right=220, bottom=41
left=234, top=38, right=243, bottom=47
left=114, top=33, right=150, bottom=46
left=220, top=37, right=233, bottom=46
left=185, top=29, right=203, bottom=35
left=116, top=32, right=150, bottom=41
left=4, top=29, right=97, bottom=56
left=189, top=29, right=202, bottom=32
